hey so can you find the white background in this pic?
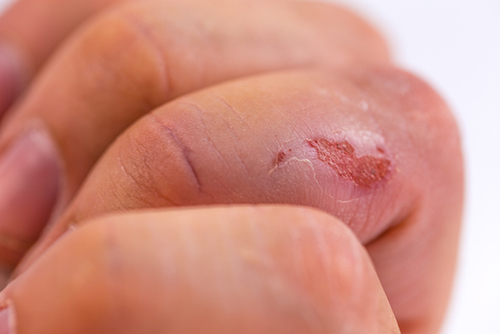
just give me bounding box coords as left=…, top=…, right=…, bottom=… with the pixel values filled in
left=0, top=0, right=499, bottom=333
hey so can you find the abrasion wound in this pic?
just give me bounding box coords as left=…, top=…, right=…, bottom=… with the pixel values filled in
left=307, top=138, right=391, bottom=188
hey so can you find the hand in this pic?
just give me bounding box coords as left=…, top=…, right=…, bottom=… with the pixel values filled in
left=0, top=0, right=389, bottom=263
left=0, top=0, right=463, bottom=333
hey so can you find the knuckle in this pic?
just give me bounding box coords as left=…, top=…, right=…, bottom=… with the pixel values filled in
left=377, top=67, right=460, bottom=150
left=70, top=7, right=168, bottom=106
left=357, top=66, right=463, bottom=178
left=395, top=69, right=463, bottom=183
left=357, top=66, right=464, bottom=228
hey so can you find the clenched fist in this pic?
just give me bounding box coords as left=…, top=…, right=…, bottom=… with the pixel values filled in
left=0, top=0, right=463, bottom=333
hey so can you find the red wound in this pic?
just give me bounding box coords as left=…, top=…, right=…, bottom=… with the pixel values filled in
left=307, top=138, right=391, bottom=188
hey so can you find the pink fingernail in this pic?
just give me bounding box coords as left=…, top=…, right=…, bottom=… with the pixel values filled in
left=0, top=128, right=61, bottom=252
left=0, top=307, right=11, bottom=334
left=0, top=45, right=23, bottom=118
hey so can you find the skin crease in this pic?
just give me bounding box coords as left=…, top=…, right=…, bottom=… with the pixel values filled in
left=0, top=0, right=463, bottom=333
left=14, top=67, right=463, bottom=334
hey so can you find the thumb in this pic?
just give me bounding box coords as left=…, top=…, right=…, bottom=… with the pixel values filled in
left=0, top=206, right=399, bottom=334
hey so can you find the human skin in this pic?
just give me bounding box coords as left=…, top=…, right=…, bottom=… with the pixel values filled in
left=0, top=206, right=401, bottom=333
left=0, top=0, right=463, bottom=333
left=0, top=0, right=389, bottom=262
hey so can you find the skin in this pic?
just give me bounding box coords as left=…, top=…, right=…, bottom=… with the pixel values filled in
left=18, top=67, right=460, bottom=334
left=0, top=0, right=463, bottom=333
left=0, top=0, right=390, bottom=258
left=0, top=206, right=401, bottom=334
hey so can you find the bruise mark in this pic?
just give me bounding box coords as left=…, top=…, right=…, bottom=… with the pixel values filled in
left=307, top=138, right=392, bottom=188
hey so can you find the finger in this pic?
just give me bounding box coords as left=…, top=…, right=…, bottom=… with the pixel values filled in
left=23, top=67, right=462, bottom=333
left=0, top=0, right=122, bottom=113
left=0, top=0, right=389, bottom=117
left=0, top=0, right=390, bottom=264
left=0, top=206, right=400, bottom=334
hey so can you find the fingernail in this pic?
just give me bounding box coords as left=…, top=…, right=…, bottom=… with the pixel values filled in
left=0, top=128, right=61, bottom=254
left=0, top=44, right=23, bottom=117
left=0, top=307, right=11, bottom=334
